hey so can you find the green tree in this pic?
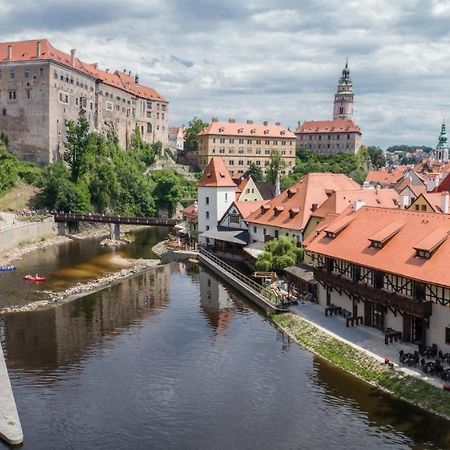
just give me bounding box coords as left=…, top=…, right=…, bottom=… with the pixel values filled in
left=64, top=116, right=91, bottom=182
left=367, top=146, right=386, bottom=169
left=246, top=162, right=263, bottom=182
left=255, top=237, right=304, bottom=271
left=184, top=117, right=209, bottom=151
left=266, top=150, right=285, bottom=183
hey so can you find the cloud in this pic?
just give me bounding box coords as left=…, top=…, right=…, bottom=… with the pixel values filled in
left=0, top=0, right=448, bottom=147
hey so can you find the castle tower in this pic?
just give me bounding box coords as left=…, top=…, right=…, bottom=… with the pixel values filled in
left=333, top=60, right=354, bottom=120
left=435, top=121, right=449, bottom=161
left=197, top=157, right=236, bottom=237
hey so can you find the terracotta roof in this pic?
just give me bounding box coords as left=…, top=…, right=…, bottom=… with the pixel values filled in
left=198, top=120, right=296, bottom=139
left=234, top=200, right=267, bottom=219
left=312, top=188, right=399, bottom=219
left=295, top=119, right=361, bottom=134
left=302, top=212, right=340, bottom=247
left=436, top=172, right=450, bottom=192
left=197, top=157, right=236, bottom=188
left=306, top=207, right=450, bottom=287
left=245, top=173, right=359, bottom=231
left=365, top=167, right=408, bottom=186
left=0, top=39, right=166, bottom=102
left=183, top=203, right=198, bottom=222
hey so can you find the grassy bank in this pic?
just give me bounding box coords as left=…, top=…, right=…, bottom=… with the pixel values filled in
left=272, top=313, right=450, bottom=420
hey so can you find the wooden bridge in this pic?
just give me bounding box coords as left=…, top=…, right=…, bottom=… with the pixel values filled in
left=53, top=213, right=177, bottom=239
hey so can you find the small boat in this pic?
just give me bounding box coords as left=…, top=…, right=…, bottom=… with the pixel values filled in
left=23, top=275, right=46, bottom=282
left=0, top=266, right=16, bottom=272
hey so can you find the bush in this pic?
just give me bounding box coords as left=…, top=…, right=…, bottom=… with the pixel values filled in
left=255, top=237, right=303, bottom=271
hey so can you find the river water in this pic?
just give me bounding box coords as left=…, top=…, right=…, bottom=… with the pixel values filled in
left=1, top=229, right=450, bottom=449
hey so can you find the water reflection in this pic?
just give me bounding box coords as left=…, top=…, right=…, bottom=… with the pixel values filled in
left=3, top=264, right=172, bottom=375
left=313, top=355, right=450, bottom=449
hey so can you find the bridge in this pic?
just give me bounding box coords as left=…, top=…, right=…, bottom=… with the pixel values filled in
left=53, top=213, right=177, bottom=240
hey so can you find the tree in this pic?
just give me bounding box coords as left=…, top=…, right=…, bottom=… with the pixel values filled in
left=64, top=116, right=91, bottom=182
left=255, top=237, right=304, bottom=271
left=366, top=146, right=386, bottom=169
left=266, top=150, right=285, bottom=183
left=184, top=117, right=209, bottom=151
left=246, top=162, right=263, bottom=182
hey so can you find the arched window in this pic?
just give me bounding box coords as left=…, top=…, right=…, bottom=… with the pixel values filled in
left=339, top=106, right=343, bottom=114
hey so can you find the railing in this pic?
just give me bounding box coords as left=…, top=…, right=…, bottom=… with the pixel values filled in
left=53, top=213, right=177, bottom=227
left=199, top=247, right=283, bottom=308
left=314, top=268, right=433, bottom=318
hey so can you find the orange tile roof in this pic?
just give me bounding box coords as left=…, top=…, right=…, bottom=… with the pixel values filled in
left=0, top=39, right=166, bottom=102
left=365, top=167, right=409, bottom=185
left=197, top=157, right=236, bottom=188
left=413, top=228, right=449, bottom=252
left=436, top=172, right=450, bottom=192
left=198, top=120, right=296, bottom=139
left=302, top=212, right=340, bottom=247
left=245, top=173, right=360, bottom=231
left=295, top=119, right=361, bottom=134
left=306, top=207, right=450, bottom=287
left=312, top=188, right=399, bottom=218
left=234, top=200, right=267, bottom=219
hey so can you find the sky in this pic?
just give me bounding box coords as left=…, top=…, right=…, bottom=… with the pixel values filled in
left=1, top=0, right=450, bottom=148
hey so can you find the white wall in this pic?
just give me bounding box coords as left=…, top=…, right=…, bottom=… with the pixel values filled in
left=428, top=303, right=450, bottom=350
left=248, top=223, right=302, bottom=244
left=198, top=186, right=235, bottom=234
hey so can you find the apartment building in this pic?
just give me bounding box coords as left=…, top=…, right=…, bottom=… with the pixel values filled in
left=0, top=39, right=168, bottom=165
left=197, top=118, right=296, bottom=177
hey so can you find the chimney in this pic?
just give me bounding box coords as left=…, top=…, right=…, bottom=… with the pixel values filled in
left=211, top=117, right=219, bottom=123
left=352, top=200, right=366, bottom=211
left=7, top=45, right=12, bottom=61
left=275, top=176, right=281, bottom=197
left=441, top=192, right=449, bottom=214
left=70, top=49, right=76, bottom=67
left=400, top=194, right=410, bottom=209
left=36, top=41, right=41, bottom=58
left=228, top=118, right=236, bottom=123
left=92, top=63, right=98, bottom=69
left=275, top=121, right=281, bottom=126
left=106, top=68, right=110, bottom=73
left=128, top=70, right=131, bottom=76
left=134, top=74, right=139, bottom=84
left=246, top=119, right=253, bottom=124
left=263, top=121, right=269, bottom=126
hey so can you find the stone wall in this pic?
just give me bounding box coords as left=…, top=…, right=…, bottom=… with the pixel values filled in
left=0, top=218, right=57, bottom=254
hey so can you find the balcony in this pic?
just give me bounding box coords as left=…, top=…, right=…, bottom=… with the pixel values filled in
left=314, top=268, right=432, bottom=318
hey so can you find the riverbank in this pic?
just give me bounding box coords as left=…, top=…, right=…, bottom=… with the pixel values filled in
left=272, top=313, right=450, bottom=421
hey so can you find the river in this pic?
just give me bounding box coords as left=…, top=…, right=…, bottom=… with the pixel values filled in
left=1, top=228, right=449, bottom=449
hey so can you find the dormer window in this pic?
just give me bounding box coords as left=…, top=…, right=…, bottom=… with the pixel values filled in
left=287, top=188, right=297, bottom=198
left=264, top=130, right=269, bottom=135
left=260, top=204, right=270, bottom=214
left=370, top=240, right=383, bottom=249
left=280, top=130, right=285, bottom=135
left=413, top=228, right=448, bottom=259
left=251, top=129, right=256, bottom=134
left=274, top=206, right=284, bottom=216
left=219, top=127, right=224, bottom=133
left=238, top=128, right=243, bottom=133
left=325, top=231, right=336, bottom=239
left=289, top=208, right=299, bottom=218
left=416, top=249, right=431, bottom=259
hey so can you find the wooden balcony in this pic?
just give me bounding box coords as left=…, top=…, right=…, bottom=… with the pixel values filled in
left=314, top=268, right=433, bottom=318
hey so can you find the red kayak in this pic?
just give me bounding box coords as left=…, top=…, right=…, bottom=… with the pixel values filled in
left=23, top=275, right=46, bottom=282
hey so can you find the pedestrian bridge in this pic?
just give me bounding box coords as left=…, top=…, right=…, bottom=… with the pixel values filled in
left=53, top=213, right=177, bottom=239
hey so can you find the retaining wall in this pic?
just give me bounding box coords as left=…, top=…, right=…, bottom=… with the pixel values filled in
left=0, top=218, right=57, bottom=254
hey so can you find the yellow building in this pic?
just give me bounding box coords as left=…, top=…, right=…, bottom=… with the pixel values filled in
left=408, top=193, right=449, bottom=214
left=197, top=118, right=296, bottom=177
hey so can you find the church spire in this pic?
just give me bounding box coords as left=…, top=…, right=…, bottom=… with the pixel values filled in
left=333, top=60, right=354, bottom=120
left=436, top=120, right=449, bottom=161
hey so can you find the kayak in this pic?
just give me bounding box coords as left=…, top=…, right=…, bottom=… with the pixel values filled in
left=0, top=266, right=16, bottom=272
left=23, top=275, right=46, bottom=282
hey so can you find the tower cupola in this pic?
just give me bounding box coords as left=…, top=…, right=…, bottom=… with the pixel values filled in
left=333, top=60, right=354, bottom=120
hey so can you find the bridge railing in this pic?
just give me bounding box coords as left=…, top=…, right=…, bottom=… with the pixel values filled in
left=199, top=247, right=283, bottom=307
left=53, top=213, right=177, bottom=226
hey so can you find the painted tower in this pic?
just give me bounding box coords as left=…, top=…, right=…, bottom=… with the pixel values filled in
left=333, top=60, right=354, bottom=120
left=435, top=121, right=449, bottom=162
left=197, top=157, right=236, bottom=236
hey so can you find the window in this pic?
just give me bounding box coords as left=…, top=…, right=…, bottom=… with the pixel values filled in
left=26, top=89, right=31, bottom=99
left=206, top=211, right=209, bottom=219
left=229, top=213, right=239, bottom=224
left=247, top=139, right=252, bottom=144
left=2, top=109, right=6, bottom=116
left=263, top=228, right=266, bottom=235
left=106, top=102, right=113, bottom=111
left=238, top=160, right=244, bottom=165
left=147, top=123, right=152, bottom=133
left=225, top=193, right=228, bottom=202
left=10, top=70, right=15, bottom=79
left=54, top=71, right=58, bottom=79
left=206, top=197, right=209, bottom=205
left=415, top=204, right=420, bottom=211
left=220, top=138, right=225, bottom=143
left=421, top=204, right=427, bottom=211
left=8, top=91, right=16, bottom=100
left=58, top=92, right=69, bottom=104
left=40, top=68, right=44, bottom=77
left=446, top=327, right=450, bottom=345
left=206, top=226, right=210, bottom=231
left=253, top=226, right=257, bottom=233
left=25, top=69, right=29, bottom=78
left=274, top=230, right=279, bottom=238
left=229, top=139, right=234, bottom=144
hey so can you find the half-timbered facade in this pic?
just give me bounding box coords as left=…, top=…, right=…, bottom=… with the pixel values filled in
left=306, top=207, right=450, bottom=349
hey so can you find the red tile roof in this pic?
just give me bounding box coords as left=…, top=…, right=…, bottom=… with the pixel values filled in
left=0, top=39, right=166, bottom=102
left=295, top=119, right=361, bottom=134
left=365, top=167, right=408, bottom=186
left=234, top=200, right=267, bottom=219
left=312, top=188, right=399, bottom=219
left=436, top=172, right=450, bottom=192
left=197, top=157, right=236, bottom=188
left=183, top=203, right=198, bottom=222
left=306, top=207, right=450, bottom=287
left=198, top=120, right=296, bottom=139
left=245, top=173, right=360, bottom=231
